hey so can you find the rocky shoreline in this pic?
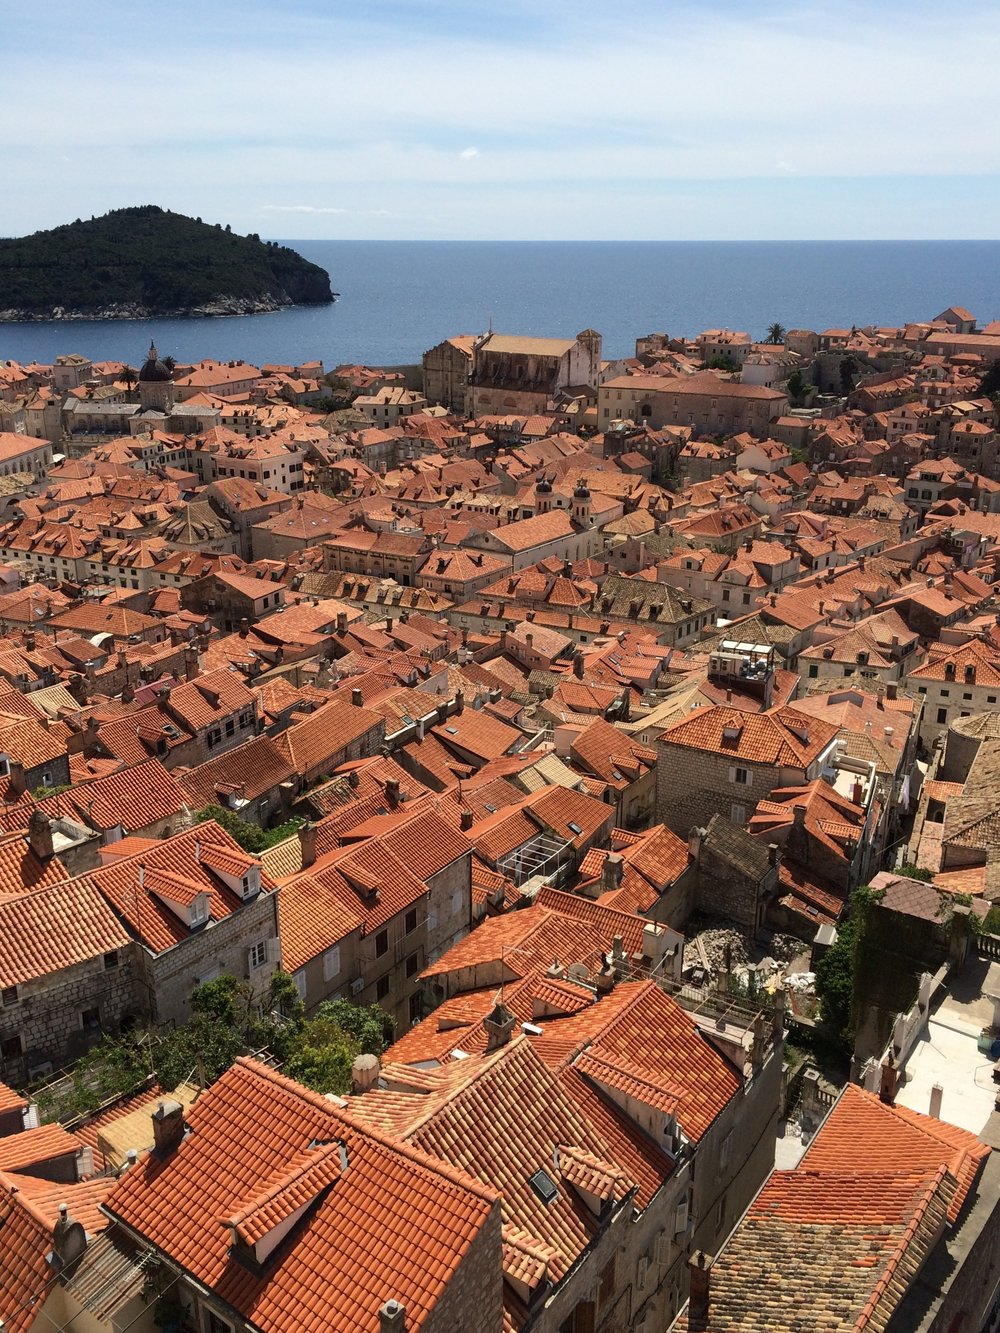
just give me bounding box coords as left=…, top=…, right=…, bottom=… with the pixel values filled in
left=0, top=293, right=335, bottom=322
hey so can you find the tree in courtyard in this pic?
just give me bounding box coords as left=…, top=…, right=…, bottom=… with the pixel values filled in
left=120, top=365, right=138, bottom=392
left=786, top=369, right=806, bottom=405
left=766, top=322, right=786, bottom=345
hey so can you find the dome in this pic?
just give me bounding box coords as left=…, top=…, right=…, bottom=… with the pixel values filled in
left=573, top=482, right=591, bottom=500
left=138, top=341, right=172, bottom=383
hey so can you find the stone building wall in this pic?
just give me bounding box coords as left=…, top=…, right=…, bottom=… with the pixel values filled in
left=0, top=947, right=140, bottom=1084
left=135, top=892, right=281, bottom=1029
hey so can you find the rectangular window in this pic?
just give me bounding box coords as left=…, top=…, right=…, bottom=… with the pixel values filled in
left=376, top=975, right=390, bottom=1001
left=206, top=1313, right=234, bottom=1333
left=81, top=1007, right=101, bottom=1031
left=323, top=946, right=341, bottom=981
left=293, top=970, right=307, bottom=1001
left=224, top=719, right=235, bottom=738
left=248, top=941, right=267, bottom=970
left=103, top=951, right=119, bottom=971
left=404, top=908, right=418, bottom=935
left=0, top=1034, right=22, bottom=1062
left=405, top=954, right=419, bottom=979
left=1, top=985, right=20, bottom=1007
left=936, top=708, right=948, bottom=724
left=808, top=664, right=818, bottom=678
left=375, top=930, right=389, bottom=958
left=409, top=992, right=423, bottom=1023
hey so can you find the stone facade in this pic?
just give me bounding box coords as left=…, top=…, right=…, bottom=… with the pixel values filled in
left=134, top=890, right=281, bottom=1030
left=0, top=947, right=140, bottom=1085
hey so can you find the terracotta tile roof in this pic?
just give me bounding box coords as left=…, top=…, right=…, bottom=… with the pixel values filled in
left=0, top=1168, right=115, bottom=1333
left=35, top=758, right=188, bottom=835
left=660, top=704, right=839, bottom=768
left=678, top=1077, right=993, bottom=1331
left=277, top=873, right=366, bottom=972
left=0, top=1122, right=83, bottom=1171
left=275, top=699, right=383, bottom=777
left=0, top=876, right=130, bottom=987
left=164, top=668, right=258, bottom=732
left=176, top=734, right=296, bottom=808
left=104, top=1058, right=498, bottom=1333
left=347, top=1038, right=639, bottom=1296
left=803, top=1084, right=988, bottom=1225
left=0, top=1078, right=27, bottom=1114
left=87, top=821, right=273, bottom=954
left=0, top=829, right=70, bottom=895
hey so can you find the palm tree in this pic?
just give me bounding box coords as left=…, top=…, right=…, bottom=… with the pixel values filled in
left=120, top=365, right=138, bottom=393
left=766, top=323, right=786, bottom=345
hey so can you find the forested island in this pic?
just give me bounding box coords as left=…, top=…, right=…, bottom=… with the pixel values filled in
left=0, top=205, right=335, bottom=320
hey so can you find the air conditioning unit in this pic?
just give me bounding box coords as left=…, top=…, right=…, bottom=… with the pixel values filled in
left=350, top=977, right=365, bottom=996
left=28, top=1060, right=53, bottom=1081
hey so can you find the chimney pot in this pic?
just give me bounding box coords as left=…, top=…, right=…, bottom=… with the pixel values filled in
left=379, top=1299, right=407, bottom=1333
left=352, top=1053, right=380, bottom=1093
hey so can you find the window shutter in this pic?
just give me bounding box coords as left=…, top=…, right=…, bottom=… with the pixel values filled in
left=674, top=1195, right=690, bottom=1235
left=728, top=765, right=737, bottom=784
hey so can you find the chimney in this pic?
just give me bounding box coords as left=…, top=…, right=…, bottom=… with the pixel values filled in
left=385, top=777, right=400, bottom=809
left=336, top=611, right=348, bottom=634
left=688, top=1251, right=714, bottom=1327
left=27, top=809, right=55, bottom=861
left=792, top=804, right=806, bottom=828
left=351, top=1053, right=380, bottom=1093
left=767, top=842, right=779, bottom=867
left=83, top=714, right=100, bottom=756
left=454, top=689, right=464, bottom=715
left=297, top=821, right=318, bottom=869
left=7, top=759, right=26, bottom=798
left=929, top=1083, right=944, bottom=1119
left=379, top=1300, right=407, bottom=1333
left=151, top=1098, right=186, bottom=1157
left=52, top=1204, right=86, bottom=1276
left=460, top=808, right=474, bottom=832
left=601, top=852, right=624, bottom=893
left=351, top=687, right=364, bottom=707
left=573, top=651, right=585, bottom=679
left=183, top=645, right=199, bottom=681
left=483, top=997, right=517, bottom=1050
left=239, top=617, right=249, bottom=638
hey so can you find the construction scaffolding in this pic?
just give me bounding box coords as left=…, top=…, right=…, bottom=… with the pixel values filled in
left=497, top=831, right=572, bottom=886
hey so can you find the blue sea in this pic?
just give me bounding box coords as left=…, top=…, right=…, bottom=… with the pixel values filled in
left=1, top=240, right=998, bottom=370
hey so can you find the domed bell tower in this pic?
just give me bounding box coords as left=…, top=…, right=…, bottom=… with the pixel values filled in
left=138, top=341, right=176, bottom=412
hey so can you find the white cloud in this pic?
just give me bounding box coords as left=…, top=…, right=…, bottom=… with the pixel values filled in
left=260, top=205, right=349, bottom=215
left=460, top=147, right=479, bottom=159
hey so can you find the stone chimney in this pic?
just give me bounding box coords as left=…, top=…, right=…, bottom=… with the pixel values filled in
left=454, top=689, right=464, bottom=715
left=336, top=611, right=348, bottom=634
left=767, top=842, right=780, bottom=868
left=601, top=852, right=624, bottom=893
left=573, top=651, right=585, bottom=679
left=687, top=1251, right=714, bottom=1328
left=379, top=1300, right=407, bottom=1333
left=27, top=809, right=55, bottom=861
left=83, top=714, right=101, bottom=757
left=351, top=687, right=364, bottom=707
left=297, top=821, right=318, bottom=869
left=151, top=1098, right=185, bottom=1157
left=351, top=1053, right=380, bottom=1093
left=385, top=777, right=400, bottom=809
left=483, top=997, right=517, bottom=1051
left=239, top=617, right=250, bottom=638
left=7, top=759, right=27, bottom=798
left=460, top=808, right=474, bottom=832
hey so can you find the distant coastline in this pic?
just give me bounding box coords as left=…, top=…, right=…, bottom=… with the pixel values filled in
left=1, top=238, right=997, bottom=367
left=0, top=296, right=316, bottom=323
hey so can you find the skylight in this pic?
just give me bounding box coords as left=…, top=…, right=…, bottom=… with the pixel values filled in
left=528, top=1168, right=559, bottom=1205
left=567, top=821, right=583, bottom=835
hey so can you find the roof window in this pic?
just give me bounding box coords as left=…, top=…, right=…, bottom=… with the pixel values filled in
left=528, top=1168, right=559, bottom=1205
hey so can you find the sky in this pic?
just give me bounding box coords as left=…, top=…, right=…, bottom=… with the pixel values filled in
left=2, top=0, right=999, bottom=241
